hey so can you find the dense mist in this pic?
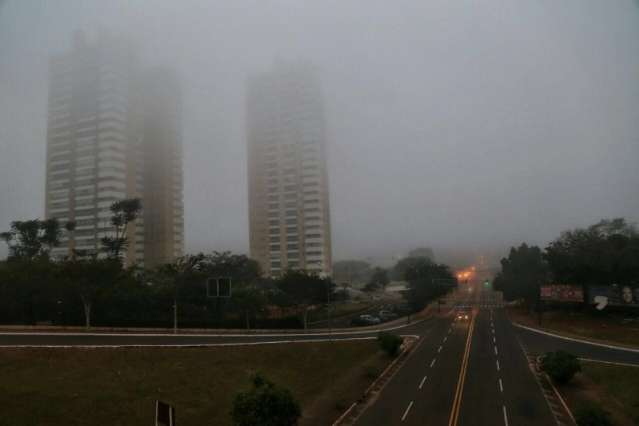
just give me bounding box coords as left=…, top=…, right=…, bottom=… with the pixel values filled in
left=1, top=0, right=638, bottom=266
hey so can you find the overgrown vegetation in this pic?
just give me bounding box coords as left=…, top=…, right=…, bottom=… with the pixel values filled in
left=574, top=402, right=612, bottom=426
left=377, top=332, right=403, bottom=357
left=540, top=351, right=581, bottom=384
left=231, top=373, right=301, bottom=426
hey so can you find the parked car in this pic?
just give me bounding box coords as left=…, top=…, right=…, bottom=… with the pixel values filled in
left=351, top=314, right=381, bottom=326
left=378, top=310, right=399, bottom=321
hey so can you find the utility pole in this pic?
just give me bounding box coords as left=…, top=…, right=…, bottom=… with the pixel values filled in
left=327, top=279, right=332, bottom=340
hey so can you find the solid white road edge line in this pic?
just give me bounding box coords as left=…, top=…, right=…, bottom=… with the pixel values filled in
left=0, top=318, right=428, bottom=339
left=578, top=358, right=639, bottom=368
left=512, top=323, right=639, bottom=353
left=0, top=336, right=380, bottom=349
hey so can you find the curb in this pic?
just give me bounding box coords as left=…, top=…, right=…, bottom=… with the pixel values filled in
left=529, top=353, right=576, bottom=426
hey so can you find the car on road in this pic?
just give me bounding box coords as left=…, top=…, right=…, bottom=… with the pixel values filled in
left=351, top=314, right=382, bottom=326
left=455, top=307, right=471, bottom=321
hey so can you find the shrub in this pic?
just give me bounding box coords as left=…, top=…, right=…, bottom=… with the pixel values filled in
left=574, top=402, right=612, bottom=426
left=540, top=351, right=581, bottom=384
left=377, top=332, right=403, bottom=357
left=231, top=373, right=301, bottom=426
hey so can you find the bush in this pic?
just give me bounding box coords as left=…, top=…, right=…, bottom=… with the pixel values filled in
left=540, top=351, right=581, bottom=384
left=377, top=332, right=403, bottom=357
left=231, top=373, right=301, bottom=426
left=574, top=402, right=612, bottom=426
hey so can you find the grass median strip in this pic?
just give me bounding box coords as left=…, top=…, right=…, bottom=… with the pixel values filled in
left=0, top=340, right=388, bottom=426
left=558, top=361, right=639, bottom=426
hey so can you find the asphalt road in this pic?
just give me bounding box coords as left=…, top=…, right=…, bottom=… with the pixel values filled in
left=355, top=285, right=557, bottom=426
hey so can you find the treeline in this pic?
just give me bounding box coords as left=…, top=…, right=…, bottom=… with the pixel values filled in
left=0, top=198, right=456, bottom=328
left=494, top=218, right=639, bottom=306
left=0, top=200, right=334, bottom=329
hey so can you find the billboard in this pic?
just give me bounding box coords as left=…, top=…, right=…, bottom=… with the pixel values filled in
left=540, top=285, right=584, bottom=302
left=588, top=285, right=639, bottom=308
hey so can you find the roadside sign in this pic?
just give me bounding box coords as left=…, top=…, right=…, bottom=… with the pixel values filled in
left=540, top=285, right=584, bottom=302
left=206, top=277, right=232, bottom=298
left=589, top=286, right=639, bottom=308
left=156, top=401, right=175, bottom=426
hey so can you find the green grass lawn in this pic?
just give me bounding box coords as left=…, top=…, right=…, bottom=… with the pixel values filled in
left=0, top=341, right=388, bottom=426
left=508, top=307, right=639, bottom=348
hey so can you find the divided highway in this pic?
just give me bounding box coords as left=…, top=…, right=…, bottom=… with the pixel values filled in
left=2, top=284, right=638, bottom=426
left=355, top=285, right=556, bottom=426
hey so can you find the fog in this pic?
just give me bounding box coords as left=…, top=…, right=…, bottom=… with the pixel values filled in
left=1, top=0, right=638, bottom=266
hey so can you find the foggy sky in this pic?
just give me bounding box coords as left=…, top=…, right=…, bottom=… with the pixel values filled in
left=1, top=0, right=638, bottom=266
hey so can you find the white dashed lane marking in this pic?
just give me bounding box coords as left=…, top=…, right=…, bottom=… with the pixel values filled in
left=401, top=401, right=414, bottom=422
left=419, top=375, right=427, bottom=390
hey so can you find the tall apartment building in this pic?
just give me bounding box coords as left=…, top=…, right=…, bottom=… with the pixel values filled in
left=45, top=32, right=183, bottom=267
left=247, top=63, right=332, bottom=277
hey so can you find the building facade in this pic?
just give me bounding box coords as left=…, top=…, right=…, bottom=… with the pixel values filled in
left=45, top=32, right=183, bottom=267
left=247, top=63, right=332, bottom=277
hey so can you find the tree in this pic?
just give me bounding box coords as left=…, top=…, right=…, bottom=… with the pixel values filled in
left=402, top=257, right=454, bottom=311
left=275, top=270, right=335, bottom=329
left=100, top=198, right=142, bottom=260
left=231, top=373, right=301, bottom=426
left=392, top=256, right=434, bottom=281
left=332, top=260, right=372, bottom=284
left=200, top=251, right=261, bottom=284
left=230, top=286, right=267, bottom=330
left=540, top=351, right=581, bottom=384
left=1, top=218, right=64, bottom=260
left=545, top=218, right=639, bottom=287
left=377, top=332, right=403, bottom=357
left=156, top=254, right=206, bottom=331
left=493, top=244, right=547, bottom=306
left=60, top=256, right=121, bottom=328
left=364, top=267, right=389, bottom=292
left=407, top=247, right=435, bottom=261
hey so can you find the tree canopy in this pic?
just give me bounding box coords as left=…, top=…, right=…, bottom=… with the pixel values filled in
left=493, top=243, right=547, bottom=305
